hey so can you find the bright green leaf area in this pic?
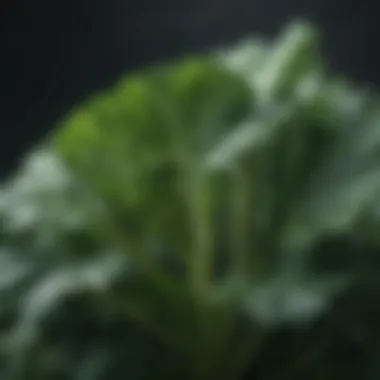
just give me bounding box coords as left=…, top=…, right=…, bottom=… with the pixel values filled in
left=52, top=21, right=380, bottom=378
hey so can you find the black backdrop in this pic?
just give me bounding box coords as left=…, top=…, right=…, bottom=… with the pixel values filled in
left=1, top=0, right=379, bottom=176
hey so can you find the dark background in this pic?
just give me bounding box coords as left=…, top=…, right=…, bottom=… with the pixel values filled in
left=1, top=0, right=380, bottom=177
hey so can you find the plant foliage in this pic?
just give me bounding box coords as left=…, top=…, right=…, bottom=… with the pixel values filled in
left=1, top=21, right=380, bottom=380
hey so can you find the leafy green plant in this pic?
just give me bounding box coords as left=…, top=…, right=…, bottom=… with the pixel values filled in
left=1, top=20, right=380, bottom=380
